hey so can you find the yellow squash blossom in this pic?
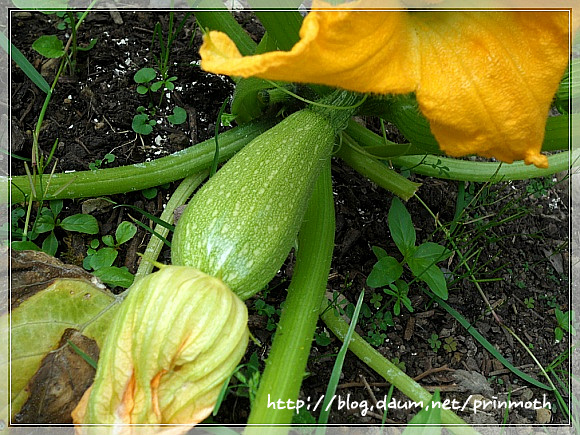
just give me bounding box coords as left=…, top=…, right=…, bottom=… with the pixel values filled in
left=72, top=266, right=249, bottom=434
left=200, top=0, right=571, bottom=168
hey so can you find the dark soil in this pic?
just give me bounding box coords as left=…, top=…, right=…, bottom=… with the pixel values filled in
left=9, top=9, right=571, bottom=427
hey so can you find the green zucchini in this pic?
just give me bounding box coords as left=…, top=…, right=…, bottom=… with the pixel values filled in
left=172, top=109, right=336, bottom=300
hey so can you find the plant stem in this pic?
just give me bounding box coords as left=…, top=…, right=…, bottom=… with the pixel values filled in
left=135, top=170, right=208, bottom=279
left=246, top=158, right=334, bottom=429
left=390, top=151, right=572, bottom=182
left=345, top=116, right=574, bottom=181
left=10, top=119, right=273, bottom=203
left=338, top=133, right=421, bottom=201
left=320, top=305, right=479, bottom=435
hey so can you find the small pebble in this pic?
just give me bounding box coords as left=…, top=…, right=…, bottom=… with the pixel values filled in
left=536, top=407, right=551, bottom=424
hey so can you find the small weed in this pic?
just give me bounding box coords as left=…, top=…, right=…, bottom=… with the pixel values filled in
left=540, top=294, right=559, bottom=309
left=131, top=12, right=192, bottom=135
left=141, top=182, right=173, bottom=201
left=382, top=280, right=413, bottom=316
left=314, top=329, right=331, bottom=346
left=553, top=308, right=576, bottom=343
left=526, top=176, right=556, bottom=198
left=428, top=333, right=441, bottom=352
left=132, top=106, right=157, bottom=136
left=11, top=199, right=99, bottom=256
left=214, top=351, right=261, bottom=414
left=367, top=197, right=452, bottom=306
left=524, top=297, right=535, bottom=309
left=370, top=292, right=383, bottom=309
left=30, top=9, right=97, bottom=75
left=254, top=299, right=280, bottom=332
left=89, top=153, right=115, bottom=170
left=83, top=221, right=137, bottom=288
left=391, top=357, right=406, bottom=371
left=443, top=336, right=457, bottom=353
left=515, top=280, right=526, bottom=289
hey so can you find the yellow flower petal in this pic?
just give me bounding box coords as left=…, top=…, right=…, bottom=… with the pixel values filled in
left=200, top=4, right=419, bottom=94
left=411, top=11, right=569, bottom=168
left=200, top=1, right=570, bottom=168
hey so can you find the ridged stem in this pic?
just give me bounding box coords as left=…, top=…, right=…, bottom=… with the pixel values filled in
left=338, top=134, right=421, bottom=201
left=246, top=159, right=334, bottom=429
left=9, top=120, right=273, bottom=204
left=389, top=151, right=573, bottom=182
left=345, top=119, right=573, bottom=182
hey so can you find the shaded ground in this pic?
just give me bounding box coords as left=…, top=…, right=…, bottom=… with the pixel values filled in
left=10, top=10, right=571, bottom=426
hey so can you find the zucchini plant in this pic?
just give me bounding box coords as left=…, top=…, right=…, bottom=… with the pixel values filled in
left=8, top=5, right=572, bottom=432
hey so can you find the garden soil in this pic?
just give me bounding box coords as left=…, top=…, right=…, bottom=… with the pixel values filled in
left=9, top=10, right=572, bottom=427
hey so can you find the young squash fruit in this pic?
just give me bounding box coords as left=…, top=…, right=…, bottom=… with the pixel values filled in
left=172, top=107, right=338, bottom=300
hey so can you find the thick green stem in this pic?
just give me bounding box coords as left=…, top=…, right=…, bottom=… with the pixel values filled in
left=338, top=134, right=421, bottom=201
left=246, top=158, right=334, bottom=429
left=390, top=151, right=572, bottom=182
left=135, top=170, right=208, bottom=279
left=10, top=120, right=273, bottom=203
left=345, top=118, right=574, bottom=181
left=320, top=306, right=479, bottom=435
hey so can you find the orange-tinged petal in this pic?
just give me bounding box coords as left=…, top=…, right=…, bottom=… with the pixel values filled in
left=200, top=1, right=570, bottom=167
left=411, top=11, right=569, bottom=168
left=200, top=3, right=419, bottom=94
left=72, top=266, right=249, bottom=435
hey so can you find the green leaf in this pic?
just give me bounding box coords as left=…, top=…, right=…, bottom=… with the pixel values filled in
left=115, top=221, right=137, bottom=245
left=388, top=197, right=416, bottom=257
left=102, top=235, right=115, bottom=247
left=408, top=257, right=448, bottom=300
left=132, top=114, right=153, bottom=135
left=11, top=241, right=40, bottom=251
left=93, top=266, right=134, bottom=288
left=35, top=212, right=56, bottom=233
left=150, top=81, right=164, bottom=92
left=32, top=35, right=65, bottom=58
left=60, top=214, right=99, bottom=234
left=413, top=242, right=452, bottom=264
left=371, top=245, right=388, bottom=260
left=314, top=332, right=331, bottom=347
left=42, top=231, right=58, bottom=256
left=82, top=254, right=93, bottom=271
left=136, top=85, right=149, bottom=95
left=367, top=256, right=403, bottom=288
left=141, top=187, right=157, bottom=199
left=167, top=106, right=187, bottom=125
left=50, top=199, right=63, bottom=217
left=133, top=67, right=156, bottom=84
left=89, top=247, right=118, bottom=270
